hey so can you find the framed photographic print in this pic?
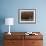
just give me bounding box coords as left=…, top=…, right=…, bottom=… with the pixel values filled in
left=18, top=9, right=36, bottom=24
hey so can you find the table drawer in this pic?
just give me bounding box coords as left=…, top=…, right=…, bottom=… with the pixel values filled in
left=4, top=40, right=16, bottom=46
left=25, top=35, right=43, bottom=40
left=4, top=35, right=24, bottom=40
left=24, top=40, right=43, bottom=46
left=4, top=40, right=24, bottom=46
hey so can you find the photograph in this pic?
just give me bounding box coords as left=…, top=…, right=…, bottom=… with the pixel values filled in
left=18, top=9, right=36, bottom=24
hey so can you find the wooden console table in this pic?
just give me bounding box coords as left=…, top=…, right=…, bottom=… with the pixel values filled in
left=4, top=32, right=43, bottom=46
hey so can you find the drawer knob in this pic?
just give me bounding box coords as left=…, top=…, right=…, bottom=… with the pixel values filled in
left=32, top=42, right=35, bottom=44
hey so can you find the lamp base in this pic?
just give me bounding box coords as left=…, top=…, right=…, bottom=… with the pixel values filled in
left=8, top=32, right=11, bottom=35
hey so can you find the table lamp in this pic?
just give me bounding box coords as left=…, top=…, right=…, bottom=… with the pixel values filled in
left=5, top=18, right=14, bottom=35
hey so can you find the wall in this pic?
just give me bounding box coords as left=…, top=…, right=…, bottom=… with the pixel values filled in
left=0, top=0, right=46, bottom=46
left=0, top=0, right=46, bottom=32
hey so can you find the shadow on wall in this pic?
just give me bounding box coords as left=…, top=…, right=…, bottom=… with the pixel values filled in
left=0, top=16, right=5, bottom=46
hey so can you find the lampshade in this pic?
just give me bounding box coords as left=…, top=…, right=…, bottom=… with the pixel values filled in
left=5, top=18, right=14, bottom=25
